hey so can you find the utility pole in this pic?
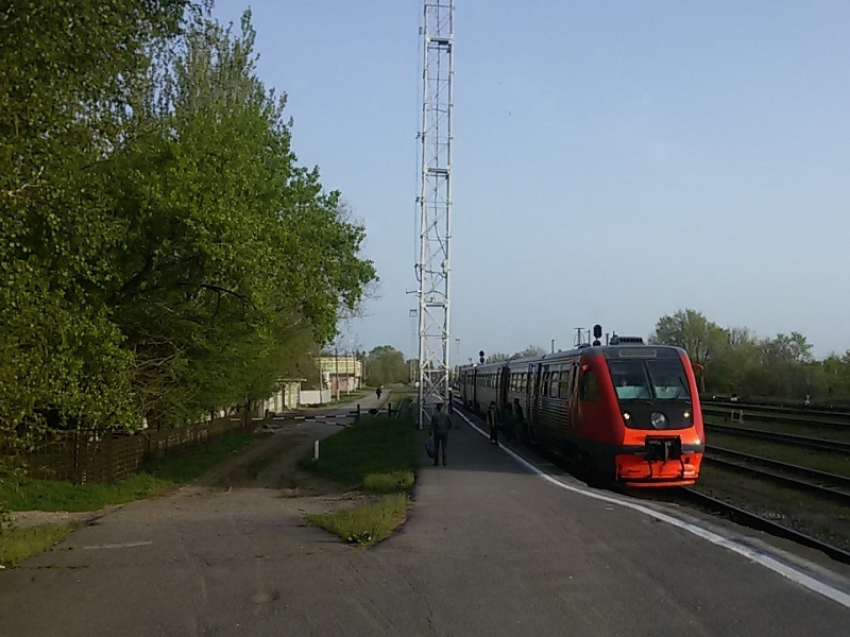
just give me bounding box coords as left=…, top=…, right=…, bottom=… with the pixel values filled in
left=416, top=0, right=454, bottom=429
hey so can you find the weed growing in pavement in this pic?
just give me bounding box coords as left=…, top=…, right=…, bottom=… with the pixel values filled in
left=0, top=523, right=81, bottom=567
left=305, top=493, right=409, bottom=547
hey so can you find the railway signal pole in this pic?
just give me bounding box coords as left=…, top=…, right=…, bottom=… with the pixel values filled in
left=416, top=0, right=454, bottom=428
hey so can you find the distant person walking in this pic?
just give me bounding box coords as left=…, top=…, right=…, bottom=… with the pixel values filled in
left=487, top=401, right=499, bottom=445
left=376, top=386, right=382, bottom=400
left=430, top=402, right=453, bottom=466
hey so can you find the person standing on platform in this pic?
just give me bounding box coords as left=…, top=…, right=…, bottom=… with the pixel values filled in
left=430, top=402, right=452, bottom=466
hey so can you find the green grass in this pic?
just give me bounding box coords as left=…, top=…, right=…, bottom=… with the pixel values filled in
left=0, top=523, right=80, bottom=567
left=0, top=430, right=259, bottom=513
left=302, top=415, right=417, bottom=492
left=301, top=414, right=418, bottom=546
left=0, top=430, right=262, bottom=567
left=305, top=493, right=409, bottom=546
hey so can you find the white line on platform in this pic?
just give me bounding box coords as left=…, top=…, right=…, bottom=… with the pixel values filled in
left=455, top=410, right=850, bottom=610
left=80, top=541, right=153, bottom=551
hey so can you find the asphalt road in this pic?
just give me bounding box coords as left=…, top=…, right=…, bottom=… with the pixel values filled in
left=1, top=403, right=850, bottom=636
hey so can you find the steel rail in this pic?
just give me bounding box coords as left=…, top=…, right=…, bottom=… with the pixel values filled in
left=704, top=449, right=850, bottom=506
left=705, top=423, right=850, bottom=453
left=680, top=487, right=850, bottom=566
left=702, top=403, right=850, bottom=430
left=702, top=399, right=850, bottom=419
left=706, top=444, right=850, bottom=490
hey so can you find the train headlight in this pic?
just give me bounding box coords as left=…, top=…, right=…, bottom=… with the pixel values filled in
left=622, top=411, right=632, bottom=422
left=650, top=412, right=668, bottom=429
left=683, top=411, right=691, bottom=420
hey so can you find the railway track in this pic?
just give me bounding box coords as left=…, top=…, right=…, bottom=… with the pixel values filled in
left=704, top=445, right=850, bottom=504
left=702, top=400, right=850, bottom=431
left=705, top=422, right=850, bottom=453
left=680, top=487, right=850, bottom=566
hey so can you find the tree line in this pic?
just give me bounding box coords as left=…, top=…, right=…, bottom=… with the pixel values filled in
left=0, top=0, right=376, bottom=456
left=651, top=309, right=850, bottom=403
left=473, top=311, right=850, bottom=403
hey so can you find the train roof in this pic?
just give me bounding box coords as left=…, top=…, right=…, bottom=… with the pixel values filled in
left=460, top=343, right=688, bottom=372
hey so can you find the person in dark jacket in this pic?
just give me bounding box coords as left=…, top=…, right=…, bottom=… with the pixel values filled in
left=430, top=402, right=452, bottom=466
left=487, top=401, right=499, bottom=445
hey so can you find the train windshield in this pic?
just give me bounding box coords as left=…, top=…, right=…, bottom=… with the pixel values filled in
left=608, top=359, right=691, bottom=401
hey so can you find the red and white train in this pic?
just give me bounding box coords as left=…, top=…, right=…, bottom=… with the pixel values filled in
left=457, top=333, right=704, bottom=487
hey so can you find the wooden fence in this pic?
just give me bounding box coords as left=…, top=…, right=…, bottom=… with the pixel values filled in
left=14, top=414, right=252, bottom=485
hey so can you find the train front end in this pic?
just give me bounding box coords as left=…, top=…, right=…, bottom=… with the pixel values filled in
left=601, top=345, right=704, bottom=487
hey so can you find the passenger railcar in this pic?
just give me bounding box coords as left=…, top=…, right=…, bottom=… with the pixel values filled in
left=458, top=338, right=704, bottom=487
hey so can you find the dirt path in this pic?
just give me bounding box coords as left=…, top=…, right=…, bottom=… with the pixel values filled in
left=9, top=422, right=365, bottom=530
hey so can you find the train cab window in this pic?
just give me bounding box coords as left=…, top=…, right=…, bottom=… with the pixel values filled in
left=646, top=360, right=691, bottom=400
left=580, top=370, right=600, bottom=402
left=609, top=360, right=651, bottom=399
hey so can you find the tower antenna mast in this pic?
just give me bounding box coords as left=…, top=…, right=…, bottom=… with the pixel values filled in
left=416, top=0, right=454, bottom=428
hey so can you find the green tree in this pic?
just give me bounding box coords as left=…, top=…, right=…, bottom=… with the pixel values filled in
left=365, top=346, right=408, bottom=386
left=651, top=309, right=728, bottom=392
left=514, top=346, right=546, bottom=359
left=106, top=12, right=376, bottom=425
left=1, top=5, right=377, bottom=444
left=0, top=1, right=195, bottom=441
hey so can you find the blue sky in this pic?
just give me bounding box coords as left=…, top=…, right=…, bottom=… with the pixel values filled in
left=212, top=1, right=850, bottom=361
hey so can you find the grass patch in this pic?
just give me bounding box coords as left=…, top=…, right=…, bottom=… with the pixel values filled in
left=305, top=493, right=409, bottom=546
left=302, top=415, right=417, bottom=492
left=301, top=413, right=418, bottom=546
left=0, top=430, right=259, bottom=513
left=0, top=430, right=262, bottom=567
left=0, top=523, right=79, bottom=567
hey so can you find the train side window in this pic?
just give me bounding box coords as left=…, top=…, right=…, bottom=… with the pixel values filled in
left=549, top=371, right=560, bottom=397
left=541, top=371, right=550, bottom=397
left=580, top=370, right=600, bottom=402
left=559, top=369, right=572, bottom=398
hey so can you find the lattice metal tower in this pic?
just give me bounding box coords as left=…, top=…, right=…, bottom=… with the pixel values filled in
left=416, top=0, right=454, bottom=428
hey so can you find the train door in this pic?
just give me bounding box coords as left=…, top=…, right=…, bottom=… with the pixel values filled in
left=524, top=364, right=533, bottom=441
left=499, top=365, right=510, bottom=410
left=567, top=360, right=580, bottom=431
left=531, top=363, right=546, bottom=443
